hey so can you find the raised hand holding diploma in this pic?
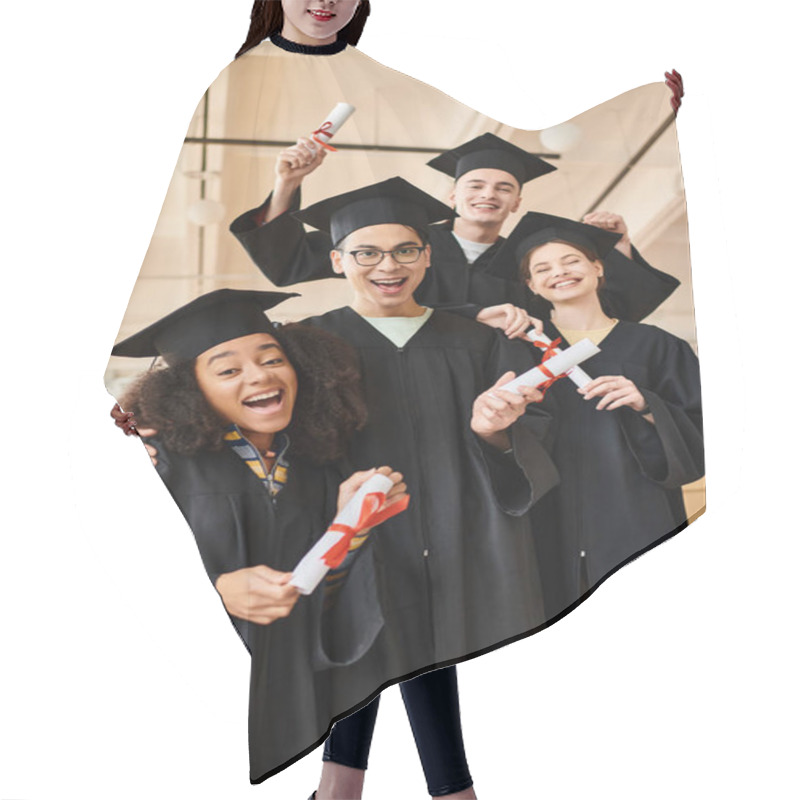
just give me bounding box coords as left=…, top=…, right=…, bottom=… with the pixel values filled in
left=290, top=467, right=409, bottom=596
left=276, top=136, right=328, bottom=182
left=311, top=102, right=356, bottom=151
left=266, top=102, right=357, bottom=224
left=276, top=104, right=356, bottom=180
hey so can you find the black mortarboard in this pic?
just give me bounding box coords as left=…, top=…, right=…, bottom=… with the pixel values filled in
left=292, top=177, right=455, bottom=246
left=111, top=289, right=299, bottom=366
left=501, top=212, right=622, bottom=271
left=426, top=133, right=556, bottom=188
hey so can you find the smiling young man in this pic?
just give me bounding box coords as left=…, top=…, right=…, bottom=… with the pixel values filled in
left=230, top=132, right=679, bottom=322
left=295, top=178, right=560, bottom=800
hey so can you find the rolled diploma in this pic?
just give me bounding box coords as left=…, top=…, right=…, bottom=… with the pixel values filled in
left=526, top=329, right=593, bottom=389
left=290, top=472, right=393, bottom=596
left=311, top=102, right=356, bottom=148
left=502, top=338, right=601, bottom=395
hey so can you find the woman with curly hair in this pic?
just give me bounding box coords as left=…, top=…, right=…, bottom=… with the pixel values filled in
left=113, top=288, right=408, bottom=781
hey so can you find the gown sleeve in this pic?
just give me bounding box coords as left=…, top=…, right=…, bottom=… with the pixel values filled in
left=618, top=331, right=704, bottom=489
left=476, top=332, right=561, bottom=514
left=306, top=459, right=385, bottom=669
left=153, top=445, right=247, bottom=588
left=229, top=188, right=342, bottom=286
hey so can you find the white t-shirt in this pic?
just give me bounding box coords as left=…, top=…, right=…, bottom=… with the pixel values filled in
left=452, top=232, right=494, bottom=264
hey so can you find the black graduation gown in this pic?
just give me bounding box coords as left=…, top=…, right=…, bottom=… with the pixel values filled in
left=229, top=192, right=678, bottom=320
left=531, top=320, right=704, bottom=618
left=305, top=306, right=560, bottom=675
left=156, top=444, right=384, bottom=783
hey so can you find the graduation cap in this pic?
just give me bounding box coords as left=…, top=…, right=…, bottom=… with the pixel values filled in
left=426, top=133, right=557, bottom=188
left=292, top=177, right=455, bottom=246
left=111, top=289, right=299, bottom=366
left=500, top=212, right=623, bottom=272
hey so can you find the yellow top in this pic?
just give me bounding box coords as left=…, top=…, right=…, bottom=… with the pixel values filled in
left=557, top=319, right=619, bottom=347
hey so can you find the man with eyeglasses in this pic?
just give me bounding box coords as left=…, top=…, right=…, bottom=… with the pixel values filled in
left=294, top=177, right=559, bottom=800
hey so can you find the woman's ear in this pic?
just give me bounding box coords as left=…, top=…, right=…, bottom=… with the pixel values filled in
left=330, top=249, right=345, bottom=275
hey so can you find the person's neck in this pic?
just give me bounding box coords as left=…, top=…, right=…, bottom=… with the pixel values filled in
left=352, top=299, right=427, bottom=319
left=453, top=217, right=503, bottom=245
left=551, top=295, right=613, bottom=331
left=280, top=21, right=336, bottom=47
left=243, top=430, right=276, bottom=459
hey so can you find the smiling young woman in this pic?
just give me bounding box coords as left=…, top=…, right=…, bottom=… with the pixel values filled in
left=119, top=307, right=365, bottom=468
left=502, top=212, right=704, bottom=618
left=113, top=289, right=417, bottom=782
left=236, top=0, right=371, bottom=56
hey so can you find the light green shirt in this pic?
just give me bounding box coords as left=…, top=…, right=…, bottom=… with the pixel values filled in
left=361, top=307, right=434, bottom=347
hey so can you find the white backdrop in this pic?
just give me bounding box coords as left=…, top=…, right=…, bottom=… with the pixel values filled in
left=1, top=1, right=797, bottom=798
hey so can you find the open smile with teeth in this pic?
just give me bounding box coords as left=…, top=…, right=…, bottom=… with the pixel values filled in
left=308, top=9, right=335, bottom=21
left=551, top=278, right=581, bottom=289
left=472, top=203, right=499, bottom=210
left=371, top=277, right=408, bottom=294
left=242, top=389, right=285, bottom=414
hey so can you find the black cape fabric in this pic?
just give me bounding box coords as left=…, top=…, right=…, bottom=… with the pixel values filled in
left=155, top=443, right=384, bottom=782
left=304, top=307, right=560, bottom=673
left=107, top=37, right=702, bottom=785
left=229, top=191, right=679, bottom=321
left=531, top=320, right=704, bottom=618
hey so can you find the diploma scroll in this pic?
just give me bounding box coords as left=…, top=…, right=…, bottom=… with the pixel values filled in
left=503, top=338, right=601, bottom=395
left=311, top=102, right=356, bottom=152
left=290, top=473, right=406, bottom=596
left=526, top=328, right=593, bottom=389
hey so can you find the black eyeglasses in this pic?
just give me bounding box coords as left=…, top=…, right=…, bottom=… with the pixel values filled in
left=344, top=246, right=427, bottom=267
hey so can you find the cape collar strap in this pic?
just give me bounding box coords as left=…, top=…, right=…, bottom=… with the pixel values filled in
left=270, top=33, right=347, bottom=55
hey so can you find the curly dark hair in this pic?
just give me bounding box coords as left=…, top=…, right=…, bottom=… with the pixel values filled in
left=236, top=1, right=371, bottom=59
left=121, top=324, right=366, bottom=465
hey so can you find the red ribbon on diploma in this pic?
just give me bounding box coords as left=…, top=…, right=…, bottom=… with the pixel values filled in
left=323, top=492, right=410, bottom=569
left=531, top=336, right=568, bottom=398
left=311, top=121, right=339, bottom=152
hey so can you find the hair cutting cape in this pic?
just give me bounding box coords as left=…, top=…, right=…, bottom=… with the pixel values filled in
left=106, top=37, right=704, bottom=783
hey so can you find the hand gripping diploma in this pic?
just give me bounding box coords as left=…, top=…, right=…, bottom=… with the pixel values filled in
left=471, top=373, right=545, bottom=453
left=522, top=331, right=651, bottom=418
left=216, top=467, right=407, bottom=621
left=291, top=466, right=409, bottom=595
left=502, top=338, right=601, bottom=396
